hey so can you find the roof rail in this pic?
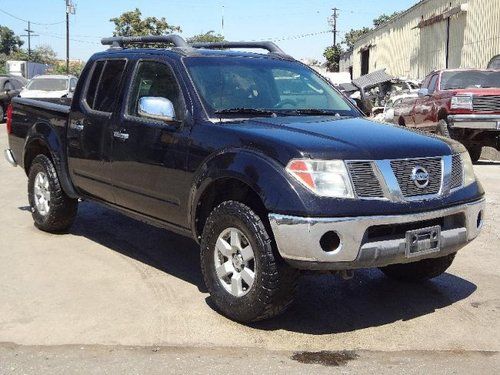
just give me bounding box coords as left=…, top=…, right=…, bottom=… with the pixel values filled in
left=191, top=41, right=288, bottom=57
left=101, top=35, right=189, bottom=49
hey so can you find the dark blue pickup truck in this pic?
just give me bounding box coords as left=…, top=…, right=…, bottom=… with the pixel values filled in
left=4, top=36, right=485, bottom=322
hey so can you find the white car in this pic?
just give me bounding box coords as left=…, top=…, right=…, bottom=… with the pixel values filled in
left=19, top=75, right=77, bottom=104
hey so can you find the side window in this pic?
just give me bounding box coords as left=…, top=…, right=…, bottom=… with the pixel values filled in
left=85, top=59, right=126, bottom=113
left=422, top=75, right=431, bottom=88
left=70, top=78, right=77, bottom=91
left=428, top=75, right=438, bottom=94
left=85, top=61, right=105, bottom=109
left=128, top=61, right=184, bottom=120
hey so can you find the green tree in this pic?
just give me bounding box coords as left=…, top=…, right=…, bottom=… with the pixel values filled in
left=0, top=25, right=24, bottom=55
left=186, top=31, right=224, bottom=44
left=373, top=11, right=401, bottom=27
left=342, top=27, right=371, bottom=51
left=52, top=60, right=85, bottom=76
left=323, top=44, right=343, bottom=72
left=110, top=8, right=181, bottom=37
left=32, top=45, right=57, bottom=65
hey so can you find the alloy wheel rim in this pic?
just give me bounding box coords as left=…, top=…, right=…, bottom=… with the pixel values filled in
left=213, top=227, right=256, bottom=297
left=33, top=171, right=50, bottom=216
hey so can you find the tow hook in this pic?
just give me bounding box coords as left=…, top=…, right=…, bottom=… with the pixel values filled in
left=340, top=270, right=354, bottom=280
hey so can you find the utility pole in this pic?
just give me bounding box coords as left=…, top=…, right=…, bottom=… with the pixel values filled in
left=65, top=0, right=75, bottom=74
left=221, top=4, right=225, bottom=39
left=331, top=7, right=339, bottom=46
left=20, top=21, right=38, bottom=61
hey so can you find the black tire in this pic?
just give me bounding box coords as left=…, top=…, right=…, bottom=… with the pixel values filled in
left=436, top=119, right=450, bottom=137
left=200, top=201, right=298, bottom=322
left=28, top=154, right=78, bottom=233
left=379, top=253, right=456, bottom=282
left=466, top=145, right=482, bottom=164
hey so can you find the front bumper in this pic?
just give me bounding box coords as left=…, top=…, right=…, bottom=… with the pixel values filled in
left=269, top=198, right=485, bottom=270
left=4, top=149, right=17, bottom=167
left=448, top=114, right=500, bottom=130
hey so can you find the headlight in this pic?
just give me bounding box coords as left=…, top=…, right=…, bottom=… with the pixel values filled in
left=286, top=159, right=354, bottom=198
left=451, top=95, right=473, bottom=110
left=461, top=152, right=476, bottom=187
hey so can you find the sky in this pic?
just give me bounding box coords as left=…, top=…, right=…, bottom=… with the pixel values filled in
left=0, top=0, right=417, bottom=62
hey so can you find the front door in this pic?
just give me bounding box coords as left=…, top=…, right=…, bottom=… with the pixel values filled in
left=110, top=59, right=192, bottom=227
left=67, top=59, right=127, bottom=202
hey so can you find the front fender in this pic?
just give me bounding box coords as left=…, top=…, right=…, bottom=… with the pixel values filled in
left=23, top=121, right=79, bottom=198
left=188, top=148, right=308, bottom=235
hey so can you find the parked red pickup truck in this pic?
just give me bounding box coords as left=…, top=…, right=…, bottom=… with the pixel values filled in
left=394, top=69, right=500, bottom=162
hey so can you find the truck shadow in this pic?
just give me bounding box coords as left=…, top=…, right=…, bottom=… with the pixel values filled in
left=69, top=201, right=207, bottom=293
left=247, top=271, right=477, bottom=334
left=63, top=201, right=476, bottom=334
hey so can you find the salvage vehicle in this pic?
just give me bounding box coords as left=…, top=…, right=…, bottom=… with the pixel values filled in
left=19, top=74, right=78, bottom=105
left=4, top=36, right=485, bottom=322
left=0, top=75, right=27, bottom=120
left=373, top=91, right=418, bottom=123
left=395, top=68, right=500, bottom=162
left=350, top=69, right=420, bottom=116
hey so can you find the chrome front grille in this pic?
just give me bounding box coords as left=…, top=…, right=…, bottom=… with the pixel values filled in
left=346, top=161, right=384, bottom=198
left=450, top=154, right=463, bottom=189
left=390, top=157, right=442, bottom=197
left=473, top=95, right=500, bottom=112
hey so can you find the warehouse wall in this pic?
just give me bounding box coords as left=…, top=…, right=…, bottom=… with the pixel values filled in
left=351, top=0, right=500, bottom=79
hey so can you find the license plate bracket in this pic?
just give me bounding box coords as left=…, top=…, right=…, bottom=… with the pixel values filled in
left=405, top=225, right=441, bottom=258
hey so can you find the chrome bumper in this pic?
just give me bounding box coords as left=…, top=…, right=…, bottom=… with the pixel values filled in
left=4, top=149, right=17, bottom=167
left=269, top=198, right=485, bottom=270
left=448, top=114, right=500, bottom=130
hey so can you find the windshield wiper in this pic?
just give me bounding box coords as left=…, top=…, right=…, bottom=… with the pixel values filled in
left=214, top=108, right=277, bottom=117
left=279, top=109, right=343, bottom=116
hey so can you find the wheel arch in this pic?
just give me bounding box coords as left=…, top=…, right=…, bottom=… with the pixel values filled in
left=189, top=149, right=307, bottom=241
left=23, top=121, right=79, bottom=198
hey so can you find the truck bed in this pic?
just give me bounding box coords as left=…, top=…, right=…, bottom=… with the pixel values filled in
left=8, top=97, right=70, bottom=170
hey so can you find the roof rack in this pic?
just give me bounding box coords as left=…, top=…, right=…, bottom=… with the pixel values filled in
left=191, top=41, right=288, bottom=57
left=101, top=35, right=189, bottom=49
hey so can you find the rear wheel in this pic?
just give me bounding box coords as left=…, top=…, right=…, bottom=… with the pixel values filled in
left=200, top=201, right=298, bottom=322
left=379, top=253, right=456, bottom=282
left=28, top=154, right=78, bottom=232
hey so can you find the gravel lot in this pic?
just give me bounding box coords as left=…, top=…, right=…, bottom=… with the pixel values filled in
left=0, top=124, right=499, bottom=373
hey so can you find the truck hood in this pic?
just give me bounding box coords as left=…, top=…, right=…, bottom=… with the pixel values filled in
left=226, top=116, right=465, bottom=162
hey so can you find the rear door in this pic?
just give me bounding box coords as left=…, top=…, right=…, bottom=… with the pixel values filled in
left=67, top=59, right=127, bottom=202
left=110, top=59, right=192, bottom=226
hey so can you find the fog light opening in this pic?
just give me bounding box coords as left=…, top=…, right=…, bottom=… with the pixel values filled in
left=477, top=210, right=483, bottom=229
left=320, top=231, right=341, bottom=252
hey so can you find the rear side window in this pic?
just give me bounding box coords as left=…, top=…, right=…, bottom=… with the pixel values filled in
left=85, top=60, right=126, bottom=113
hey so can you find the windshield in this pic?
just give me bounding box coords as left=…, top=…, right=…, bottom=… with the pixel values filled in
left=27, top=78, right=68, bottom=91
left=441, top=70, right=500, bottom=90
left=185, top=57, right=357, bottom=117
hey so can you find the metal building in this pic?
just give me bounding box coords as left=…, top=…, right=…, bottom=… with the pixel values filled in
left=347, top=0, right=500, bottom=79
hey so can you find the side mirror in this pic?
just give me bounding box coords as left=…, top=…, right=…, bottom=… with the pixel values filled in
left=417, top=88, right=429, bottom=97
left=138, top=96, right=177, bottom=122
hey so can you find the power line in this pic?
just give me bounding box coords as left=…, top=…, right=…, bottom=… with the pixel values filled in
left=0, top=8, right=65, bottom=26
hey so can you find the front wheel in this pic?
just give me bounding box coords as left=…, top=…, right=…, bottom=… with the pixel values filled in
left=200, top=201, right=298, bottom=322
left=436, top=119, right=450, bottom=137
left=379, top=253, right=456, bottom=282
left=466, top=145, right=482, bottom=164
left=28, top=154, right=78, bottom=233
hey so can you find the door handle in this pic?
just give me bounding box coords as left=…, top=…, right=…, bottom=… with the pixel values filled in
left=70, top=121, right=84, bottom=131
left=113, top=130, right=129, bottom=141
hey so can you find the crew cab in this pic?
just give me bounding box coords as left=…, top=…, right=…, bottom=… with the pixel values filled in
left=394, top=68, right=500, bottom=162
left=4, top=36, right=485, bottom=322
